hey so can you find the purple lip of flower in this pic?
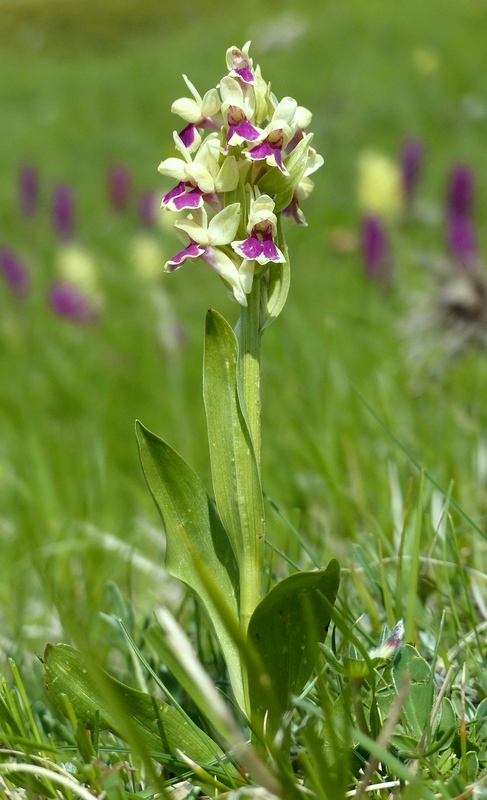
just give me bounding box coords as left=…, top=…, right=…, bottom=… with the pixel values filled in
left=228, top=48, right=254, bottom=84
left=236, top=222, right=282, bottom=262
left=52, top=185, right=74, bottom=240
left=166, top=242, right=205, bottom=272
left=447, top=164, right=474, bottom=219
left=179, top=119, right=219, bottom=148
left=139, top=191, right=157, bottom=227
left=446, top=214, right=478, bottom=270
left=162, top=181, right=205, bottom=211
left=247, top=132, right=286, bottom=173
left=0, top=247, right=30, bottom=296
left=401, top=138, right=423, bottom=200
left=19, top=165, right=38, bottom=217
left=179, top=123, right=198, bottom=149
left=226, top=107, right=260, bottom=147
left=361, top=215, right=391, bottom=278
left=282, top=195, right=305, bottom=225
left=49, top=282, right=98, bottom=323
left=108, top=164, right=132, bottom=211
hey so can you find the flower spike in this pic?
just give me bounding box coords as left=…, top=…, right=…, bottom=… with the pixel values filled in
left=158, top=42, right=322, bottom=305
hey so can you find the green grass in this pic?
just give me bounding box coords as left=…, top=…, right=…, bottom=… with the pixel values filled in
left=1, top=0, right=487, bottom=796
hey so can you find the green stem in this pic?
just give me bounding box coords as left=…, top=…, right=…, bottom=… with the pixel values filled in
left=238, top=277, right=263, bottom=636
left=239, top=277, right=262, bottom=469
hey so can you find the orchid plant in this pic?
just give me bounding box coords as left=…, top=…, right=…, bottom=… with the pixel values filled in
left=43, top=43, right=341, bottom=790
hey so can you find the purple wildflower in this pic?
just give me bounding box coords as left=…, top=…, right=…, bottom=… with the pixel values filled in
left=108, top=164, right=132, bottom=211
left=49, top=281, right=98, bottom=323
left=447, top=164, right=474, bottom=219
left=18, top=165, right=38, bottom=217
left=445, top=164, right=479, bottom=270
left=361, top=215, right=392, bottom=281
left=401, top=138, right=423, bottom=205
left=446, top=214, right=478, bottom=270
left=139, top=191, right=158, bottom=227
left=52, top=185, right=74, bottom=240
left=369, top=620, right=404, bottom=660
left=0, top=247, right=30, bottom=296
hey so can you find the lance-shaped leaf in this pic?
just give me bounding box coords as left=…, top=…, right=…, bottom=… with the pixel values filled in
left=392, top=643, right=435, bottom=741
left=248, top=559, right=340, bottom=734
left=43, top=643, right=228, bottom=783
left=135, top=422, right=244, bottom=708
left=203, top=310, right=265, bottom=618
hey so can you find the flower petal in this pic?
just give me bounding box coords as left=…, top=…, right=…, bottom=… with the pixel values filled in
left=246, top=140, right=286, bottom=174
left=228, top=119, right=261, bottom=146
left=165, top=242, right=204, bottom=272
left=178, top=123, right=201, bottom=151
left=219, top=75, right=245, bottom=106
left=215, top=155, right=239, bottom=193
left=232, top=235, right=284, bottom=264
left=158, top=158, right=188, bottom=180
left=207, top=203, right=241, bottom=246
left=171, top=97, right=203, bottom=123
left=164, top=184, right=205, bottom=212
left=174, top=216, right=210, bottom=246
left=272, top=96, right=298, bottom=125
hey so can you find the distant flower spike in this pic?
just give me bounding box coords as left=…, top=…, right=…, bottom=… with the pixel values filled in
left=18, top=165, right=38, bottom=217
left=0, top=247, right=30, bottom=296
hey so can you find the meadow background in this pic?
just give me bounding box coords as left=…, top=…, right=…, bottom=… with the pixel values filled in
left=1, top=0, right=487, bottom=730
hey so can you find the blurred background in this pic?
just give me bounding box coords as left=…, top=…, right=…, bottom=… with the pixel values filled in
left=1, top=0, right=487, bottom=678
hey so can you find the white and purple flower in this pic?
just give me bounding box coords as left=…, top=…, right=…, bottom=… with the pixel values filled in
left=232, top=195, right=284, bottom=265
left=171, top=75, right=221, bottom=152
left=219, top=76, right=261, bottom=149
left=165, top=204, right=247, bottom=306
left=243, top=97, right=298, bottom=174
left=282, top=146, right=324, bottom=224
left=232, top=195, right=285, bottom=292
left=159, top=133, right=239, bottom=212
left=226, top=42, right=254, bottom=84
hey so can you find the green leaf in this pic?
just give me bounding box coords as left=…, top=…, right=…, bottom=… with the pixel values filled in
left=257, top=134, right=313, bottom=196
left=248, top=559, right=340, bottom=734
left=392, top=644, right=434, bottom=740
left=434, top=697, right=456, bottom=747
left=43, top=643, right=225, bottom=776
left=135, top=421, right=244, bottom=708
left=203, top=309, right=264, bottom=587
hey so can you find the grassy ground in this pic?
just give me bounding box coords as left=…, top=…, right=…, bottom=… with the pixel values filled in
left=1, top=0, right=487, bottom=796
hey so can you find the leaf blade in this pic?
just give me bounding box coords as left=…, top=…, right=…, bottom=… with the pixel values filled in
left=43, top=643, right=225, bottom=775
left=203, top=309, right=265, bottom=632
left=135, top=421, right=244, bottom=707
left=248, top=559, right=340, bottom=733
